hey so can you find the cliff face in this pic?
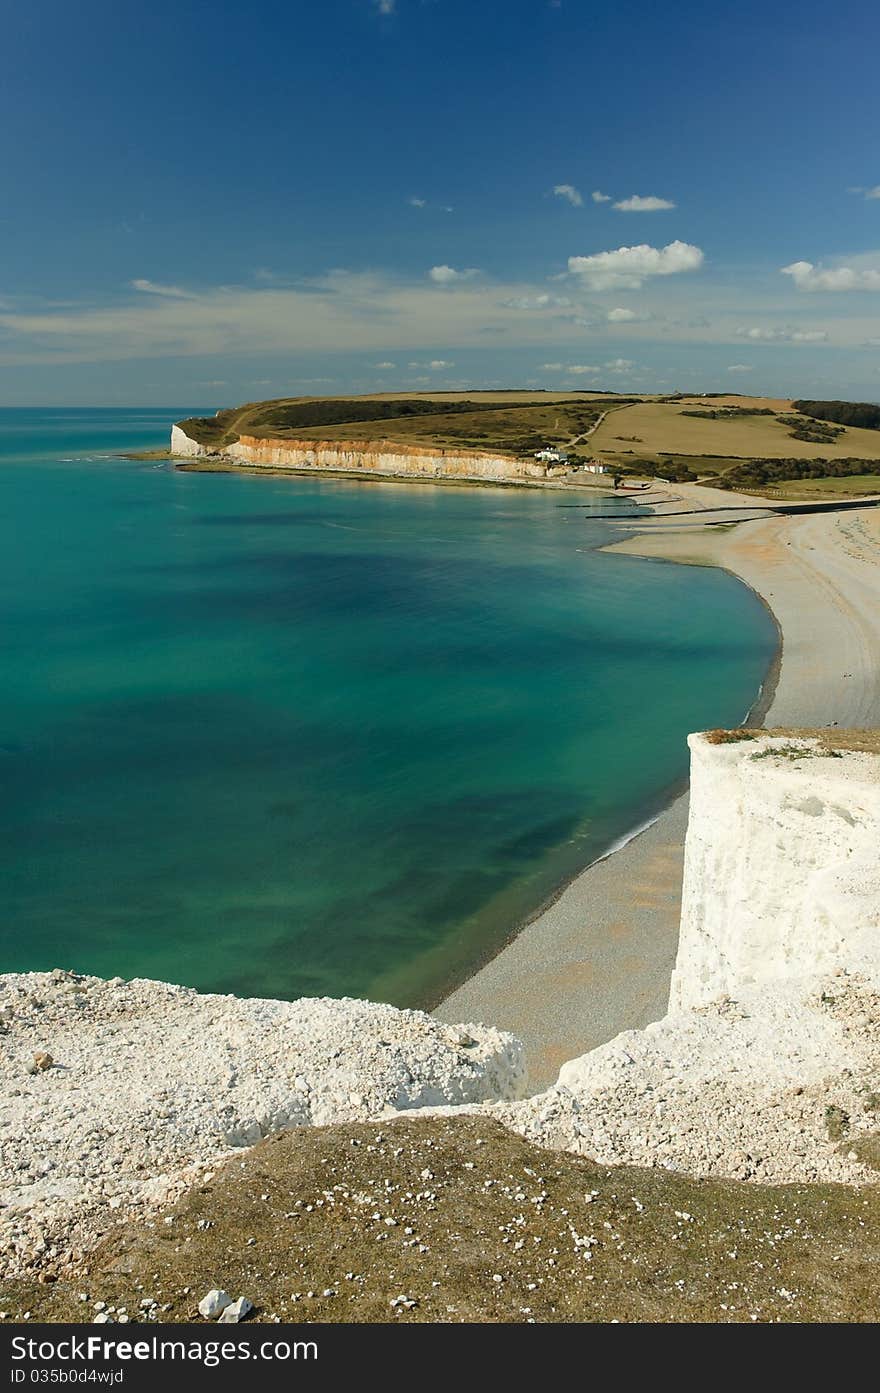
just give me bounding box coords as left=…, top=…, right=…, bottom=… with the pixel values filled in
left=170, top=424, right=207, bottom=458
left=502, top=732, right=880, bottom=1186
left=671, top=733, right=880, bottom=1010
left=170, top=424, right=559, bottom=483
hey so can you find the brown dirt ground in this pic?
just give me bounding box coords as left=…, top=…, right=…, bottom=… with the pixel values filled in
left=4, top=1116, right=878, bottom=1325
left=705, top=728, right=880, bottom=755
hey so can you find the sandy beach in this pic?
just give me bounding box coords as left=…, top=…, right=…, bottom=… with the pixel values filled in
left=436, top=486, right=880, bottom=1088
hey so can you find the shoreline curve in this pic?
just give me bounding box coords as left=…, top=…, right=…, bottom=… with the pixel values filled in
left=435, top=490, right=880, bottom=1089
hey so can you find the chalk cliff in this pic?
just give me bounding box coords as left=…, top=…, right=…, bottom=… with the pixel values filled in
left=170, top=424, right=562, bottom=484
left=500, top=733, right=880, bottom=1184
left=672, top=732, right=880, bottom=1009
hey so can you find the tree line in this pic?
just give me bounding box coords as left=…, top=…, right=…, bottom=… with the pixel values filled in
left=793, top=400, right=880, bottom=431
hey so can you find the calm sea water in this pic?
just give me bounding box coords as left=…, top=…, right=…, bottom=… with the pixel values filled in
left=0, top=408, right=777, bottom=1005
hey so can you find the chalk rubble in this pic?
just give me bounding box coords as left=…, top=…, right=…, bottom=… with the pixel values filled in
left=0, top=976, right=523, bottom=1275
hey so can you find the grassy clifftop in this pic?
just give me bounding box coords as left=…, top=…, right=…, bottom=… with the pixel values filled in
left=6, top=1116, right=878, bottom=1324
left=177, top=391, right=635, bottom=459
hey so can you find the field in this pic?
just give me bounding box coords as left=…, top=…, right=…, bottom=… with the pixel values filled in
left=178, top=391, right=641, bottom=458
left=289, top=400, right=622, bottom=454
left=590, top=398, right=880, bottom=463
left=759, top=474, right=880, bottom=499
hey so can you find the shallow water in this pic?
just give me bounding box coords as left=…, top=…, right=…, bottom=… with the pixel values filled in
left=0, top=408, right=777, bottom=1004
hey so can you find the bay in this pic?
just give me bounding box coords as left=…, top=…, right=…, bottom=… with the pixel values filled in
left=0, top=408, right=777, bottom=1005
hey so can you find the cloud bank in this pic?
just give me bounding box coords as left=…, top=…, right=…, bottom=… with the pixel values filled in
left=782, top=259, right=880, bottom=292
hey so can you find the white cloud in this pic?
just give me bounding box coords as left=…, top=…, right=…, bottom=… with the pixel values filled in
left=428, top=265, right=480, bottom=284
left=501, top=293, right=572, bottom=311
left=373, top=361, right=396, bottom=369
left=781, top=259, right=880, bottom=292
left=865, top=337, right=880, bottom=347
left=568, top=240, right=703, bottom=291
left=606, top=306, right=650, bottom=323
left=867, top=187, right=880, bottom=200
left=0, top=269, right=611, bottom=368
left=540, top=359, right=633, bottom=376
left=375, top=0, right=395, bottom=13
left=736, top=326, right=828, bottom=343
left=130, top=278, right=194, bottom=300
left=552, top=183, right=583, bottom=207
left=591, top=191, right=611, bottom=203
left=613, top=195, right=675, bottom=212
left=407, top=359, right=454, bottom=370
left=727, top=364, right=753, bottom=373
left=408, top=196, right=427, bottom=208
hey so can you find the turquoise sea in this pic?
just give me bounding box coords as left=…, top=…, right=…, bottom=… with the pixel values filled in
left=0, top=408, right=777, bottom=1005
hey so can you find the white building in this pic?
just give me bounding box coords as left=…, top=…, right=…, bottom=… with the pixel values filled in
left=583, top=460, right=608, bottom=474
left=534, top=447, right=569, bottom=464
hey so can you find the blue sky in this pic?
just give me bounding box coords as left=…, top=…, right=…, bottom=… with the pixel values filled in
left=1, top=0, right=879, bottom=404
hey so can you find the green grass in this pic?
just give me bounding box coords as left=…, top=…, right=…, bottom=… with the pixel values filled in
left=177, top=394, right=636, bottom=458
left=595, top=452, right=744, bottom=483
left=763, top=474, right=880, bottom=498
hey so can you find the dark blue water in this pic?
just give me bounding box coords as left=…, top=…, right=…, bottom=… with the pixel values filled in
left=0, top=408, right=777, bottom=1004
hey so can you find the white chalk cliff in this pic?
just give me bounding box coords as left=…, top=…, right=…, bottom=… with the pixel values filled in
left=499, top=733, right=880, bottom=1184
left=672, top=733, right=880, bottom=1008
left=170, top=424, right=563, bottom=483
